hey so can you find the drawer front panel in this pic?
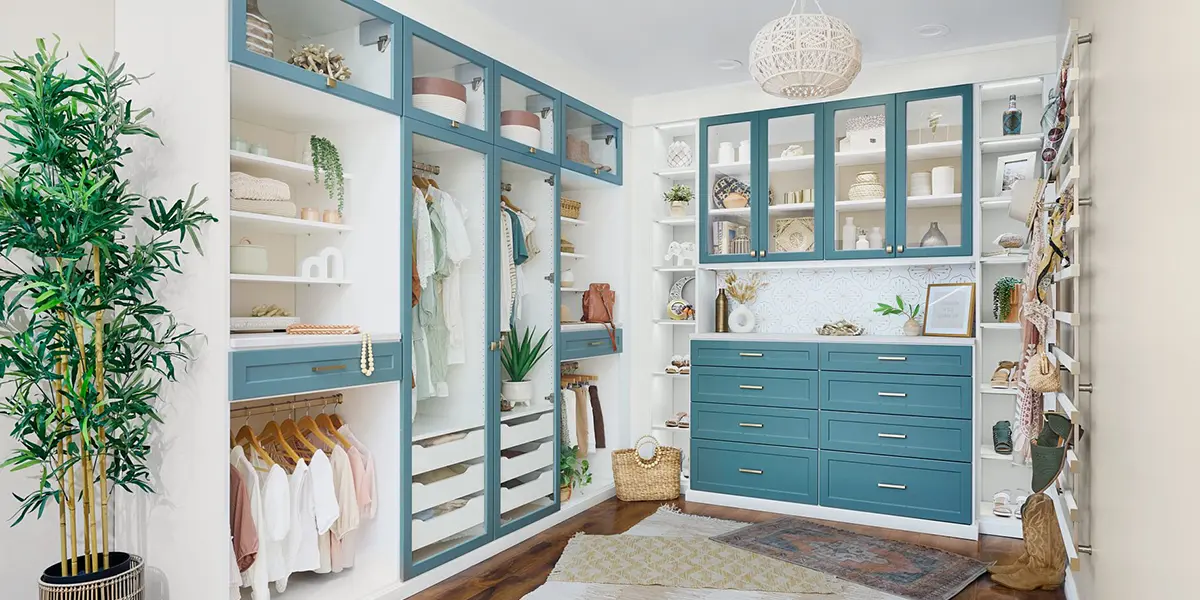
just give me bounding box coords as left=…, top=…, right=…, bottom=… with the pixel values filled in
left=820, top=344, right=972, bottom=377
left=560, top=328, right=623, bottom=360
left=819, top=411, right=972, bottom=462
left=820, top=451, right=972, bottom=524
left=692, top=366, right=818, bottom=410
left=820, top=372, right=971, bottom=419
left=691, top=439, right=817, bottom=504
left=230, top=342, right=402, bottom=401
left=692, top=341, right=818, bottom=370
left=692, top=404, right=818, bottom=449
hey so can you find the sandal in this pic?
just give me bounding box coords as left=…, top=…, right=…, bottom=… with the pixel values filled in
left=677, top=412, right=690, bottom=429
left=666, top=412, right=687, bottom=428
left=992, top=490, right=1013, bottom=518
left=990, top=361, right=1017, bottom=388
left=679, top=355, right=691, bottom=375
left=993, top=420, right=1013, bottom=455
left=665, top=364, right=679, bottom=374
left=671, top=355, right=684, bottom=368
left=1013, top=489, right=1030, bottom=520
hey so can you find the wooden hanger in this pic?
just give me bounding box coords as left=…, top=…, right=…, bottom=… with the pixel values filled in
left=329, top=412, right=345, bottom=430
left=281, top=417, right=317, bottom=457
left=235, top=424, right=275, bottom=468
left=315, top=412, right=352, bottom=449
left=261, top=417, right=301, bottom=465
left=501, top=194, right=522, bottom=213
left=299, top=414, right=336, bottom=452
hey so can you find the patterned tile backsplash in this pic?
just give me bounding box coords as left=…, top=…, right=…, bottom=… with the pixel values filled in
left=730, top=265, right=976, bottom=336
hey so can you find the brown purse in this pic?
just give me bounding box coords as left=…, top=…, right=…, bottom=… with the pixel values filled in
left=582, top=283, right=617, bottom=350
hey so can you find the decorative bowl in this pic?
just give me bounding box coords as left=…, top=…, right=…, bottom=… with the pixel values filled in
left=854, top=171, right=881, bottom=185
left=848, top=182, right=885, bottom=201
left=723, top=192, right=749, bottom=208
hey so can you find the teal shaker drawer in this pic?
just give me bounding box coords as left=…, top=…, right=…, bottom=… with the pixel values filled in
left=559, top=328, right=623, bottom=360
left=692, top=439, right=817, bottom=505
left=819, top=411, right=972, bottom=462
left=692, top=404, right=818, bottom=449
left=692, top=366, right=818, bottom=410
left=230, top=342, right=403, bottom=401
left=820, top=372, right=971, bottom=419
left=820, top=343, right=972, bottom=376
left=691, top=340, right=818, bottom=370
left=820, top=451, right=972, bottom=524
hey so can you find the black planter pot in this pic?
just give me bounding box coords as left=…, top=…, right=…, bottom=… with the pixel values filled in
left=40, top=552, right=133, bottom=585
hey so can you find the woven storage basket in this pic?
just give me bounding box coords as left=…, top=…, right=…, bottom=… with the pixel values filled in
left=561, top=196, right=581, bottom=220
left=613, top=436, right=682, bottom=501
left=560, top=237, right=576, bottom=253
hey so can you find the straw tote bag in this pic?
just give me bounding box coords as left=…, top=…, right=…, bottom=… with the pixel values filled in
left=612, top=436, right=682, bottom=501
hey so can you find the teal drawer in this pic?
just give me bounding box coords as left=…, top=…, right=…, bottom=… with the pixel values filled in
left=820, top=372, right=971, bottom=419
left=819, top=411, right=972, bottom=462
left=692, top=366, right=817, bottom=410
left=692, top=404, right=817, bottom=449
left=559, top=328, right=623, bottom=361
left=692, top=439, right=817, bottom=504
left=820, top=344, right=972, bottom=376
left=692, top=340, right=818, bottom=370
left=230, top=342, right=403, bottom=401
left=820, top=450, right=972, bottom=524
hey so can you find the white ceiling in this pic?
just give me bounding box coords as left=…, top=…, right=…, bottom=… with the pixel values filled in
left=467, top=0, right=1062, bottom=96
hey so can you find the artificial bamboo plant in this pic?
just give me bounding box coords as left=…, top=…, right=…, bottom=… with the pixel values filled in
left=0, top=40, right=214, bottom=578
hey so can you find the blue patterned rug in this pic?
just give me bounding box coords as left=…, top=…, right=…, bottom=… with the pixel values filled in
left=712, top=517, right=987, bottom=600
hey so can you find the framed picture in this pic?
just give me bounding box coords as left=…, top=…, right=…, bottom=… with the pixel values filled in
left=995, top=151, right=1037, bottom=196
left=923, top=283, right=976, bottom=337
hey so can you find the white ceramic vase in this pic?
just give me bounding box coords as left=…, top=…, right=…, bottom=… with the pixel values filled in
left=738, top=140, right=751, bottom=163
left=718, top=142, right=736, bottom=165
left=842, top=217, right=857, bottom=251
left=501, top=380, right=535, bottom=405
left=868, top=226, right=884, bottom=249
left=728, top=303, right=756, bottom=333
left=932, top=166, right=955, bottom=195
left=667, top=140, right=693, bottom=168
left=903, top=318, right=923, bottom=336
left=669, top=201, right=688, bottom=217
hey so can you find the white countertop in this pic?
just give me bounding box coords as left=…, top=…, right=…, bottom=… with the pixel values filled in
left=230, top=332, right=402, bottom=350
left=690, top=332, right=975, bottom=346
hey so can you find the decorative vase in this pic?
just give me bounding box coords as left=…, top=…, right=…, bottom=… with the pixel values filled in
left=717, top=142, right=735, bottom=165
left=1003, top=94, right=1023, bottom=135
left=841, top=217, right=857, bottom=251
left=560, top=485, right=573, bottom=502
left=245, top=0, right=275, bottom=58
left=715, top=288, right=730, bottom=333
left=667, top=140, right=692, bottom=168
left=738, top=140, right=751, bottom=163
left=501, top=381, right=535, bottom=405
left=919, top=222, right=948, bottom=247
left=903, top=317, right=923, bottom=336
left=855, top=233, right=869, bottom=249
left=931, top=166, right=955, bottom=196
left=728, top=303, right=756, bottom=333
left=868, top=226, right=884, bottom=249
left=669, top=201, right=687, bottom=217
left=1005, top=284, right=1024, bottom=323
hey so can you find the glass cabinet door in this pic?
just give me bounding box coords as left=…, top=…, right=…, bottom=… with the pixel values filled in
left=561, top=96, right=622, bottom=184
left=231, top=0, right=402, bottom=113
left=700, top=114, right=759, bottom=263
left=495, top=64, right=560, bottom=163
left=404, top=20, right=493, bottom=141
left=494, top=149, right=560, bottom=535
left=761, top=106, right=823, bottom=261
left=403, top=119, right=494, bottom=576
left=823, top=95, right=896, bottom=259
left=896, top=85, right=973, bottom=257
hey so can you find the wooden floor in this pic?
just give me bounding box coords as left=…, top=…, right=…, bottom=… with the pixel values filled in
left=412, top=497, right=1065, bottom=600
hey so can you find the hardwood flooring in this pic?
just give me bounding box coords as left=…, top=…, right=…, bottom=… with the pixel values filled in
left=410, top=497, right=1065, bottom=600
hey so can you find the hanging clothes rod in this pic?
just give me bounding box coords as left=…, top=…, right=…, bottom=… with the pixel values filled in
left=413, top=161, right=441, bottom=175
left=230, top=393, right=344, bottom=417
left=500, top=182, right=513, bottom=192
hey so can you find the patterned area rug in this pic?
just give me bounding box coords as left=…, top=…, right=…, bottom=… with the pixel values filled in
left=712, top=517, right=988, bottom=600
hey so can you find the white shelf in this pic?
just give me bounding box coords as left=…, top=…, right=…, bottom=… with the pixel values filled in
left=767, top=155, right=815, bottom=172
left=230, top=274, right=352, bottom=285
left=230, top=149, right=356, bottom=181
left=980, top=386, right=1020, bottom=396
left=768, top=203, right=815, bottom=215
left=558, top=287, right=588, bottom=293
left=560, top=216, right=587, bottom=226
left=1054, top=264, right=1080, bottom=282
left=981, top=255, right=1029, bottom=265
left=654, top=320, right=697, bottom=327
left=701, top=255, right=976, bottom=271
left=977, top=502, right=1024, bottom=539
left=560, top=322, right=617, bottom=332
left=652, top=372, right=690, bottom=379
left=651, top=425, right=690, bottom=433
left=560, top=252, right=587, bottom=260
left=979, top=133, right=1044, bottom=154
left=412, top=414, right=486, bottom=443
left=230, top=210, right=352, bottom=234
left=709, top=206, right=752, bottom=219
left=708, top=161, right=752, bottom=176
left=980, top=196, right=1013, bottom=209
left=654, top=121, right=698, bottom=134
left=500, top=402, right=555, bottom=423
left=229, top=332, right=400, bottom=350
left=833, top=194, right=961, bottom=213
left=981, top=446, right=1018, bottom=462
left=654, top=166, right=698, bottom=179
left=656, top=216, right=696, bottom=226
left=653, top=266, right=695, bottom=272
left=980, top=322, right=1021, bottom=330
left=980, top=77, right=1045, bottom=102
left=834, top=141, right=961, bottom=167
left=691, top=332, right=975, bottom=346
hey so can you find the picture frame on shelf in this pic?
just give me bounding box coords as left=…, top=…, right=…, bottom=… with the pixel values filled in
left=923, top=282, right=977, bottom=337
left=994, top=151, right=1037, bottom=196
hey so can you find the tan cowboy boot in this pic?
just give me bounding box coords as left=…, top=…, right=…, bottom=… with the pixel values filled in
left=989, top=494, right=1032, bottom=575
left=992, top=493, right=1067, bottom=591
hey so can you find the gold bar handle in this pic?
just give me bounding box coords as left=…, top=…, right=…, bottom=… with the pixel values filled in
left=877, top=433, right=908, bottom=439
left=877, top=356, right=908, bottom=361
left=877, top=483, right=907, bottom=490
left=738, top=423, right=764, bottom=428
left=738, top=468, right=763, bottom=475
left=878, top=392, right=908, bottom=398
left=739, top=352, right=763, bottom=357
left=588, top=341, right=605, bottom=346
left=489, top=341, right=500, bottom=351
left=739, top=385, right=764, bottom=390
left=312, top=364, right=347, bottom=373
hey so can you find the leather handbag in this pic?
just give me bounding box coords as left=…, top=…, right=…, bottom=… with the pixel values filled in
left=582, top=283, right=617, bottom=350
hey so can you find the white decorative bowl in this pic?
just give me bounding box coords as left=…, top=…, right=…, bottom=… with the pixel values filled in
left=848, top=182, right=885, bottom=201
left=501, top=124, right=541, bottom=148
left=911, top=171, right=933, bottom=196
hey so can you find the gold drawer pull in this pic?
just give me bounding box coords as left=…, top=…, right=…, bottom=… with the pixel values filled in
left=877, top=356, right=907, bottom=361
left=738, top=468, right=763, bottom=475
left=739, top=352, right=763, bottom=357
left=739, top=385, right=764, bottom=390
left=450, top=120, right=460, bottom=128
left=877, top=433, right=908, bottom=439
left=588, top=341, right=605, bottom=346
left=877, top=483, right=907, bottom=490
left=312, top=364, right=347, bottom=373
left=738, top=423, right=764, bottom=428
left=878, top=392, right=907, bottom=398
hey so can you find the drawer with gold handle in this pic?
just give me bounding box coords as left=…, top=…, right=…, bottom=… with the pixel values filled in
left=231, top=341, right=402, bottom=401
left=690, top=403, right=817, bottom=449
left=692, top=439, right=818, bottom=505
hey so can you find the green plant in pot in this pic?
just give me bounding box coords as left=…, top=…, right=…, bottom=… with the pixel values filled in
left=559, top=445, right=592, bottom=501
left=500, top=327, right=551, bottom=409
left=0, top=40, right=215, bottom=587
left=663, top=184, right=694, bottom=218
left=875, top=295, right=923, bottom=336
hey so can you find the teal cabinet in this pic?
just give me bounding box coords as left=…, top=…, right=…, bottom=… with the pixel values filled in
left=819, top=343, right=972, bottom=376
left=403, top=19, right=494, bottom=142
left=560, top=328, right=623, bottom=361
left=692, top=366, right=818, bottom=410
left=820, top=450, right=972, bottom=524
left=560, top=96, right=622, bottom=184
left=700, top=113, right=760, bottom=263
left=820, top=371, right=973, bottom=419
left=230, top=342, right=402, bottom=401
left=692, top=404, right=818, bottom=449
left=693, top=439, right=818, bottom=505
left=819, top=411, right=972, bottom=462
left=493, top=64, right=561, bottom=164
left=759, top=105, right=826, bottom=261
left=823, top=94, right=898, bottom=259
left=692, top=340, right=818, bottom=370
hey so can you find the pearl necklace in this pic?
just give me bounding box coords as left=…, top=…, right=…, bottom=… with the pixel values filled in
left=360, top=333, right=374, bottom=376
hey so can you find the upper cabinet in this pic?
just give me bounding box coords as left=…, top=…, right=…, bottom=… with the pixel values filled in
left=823, top=94, right=897, bottom=260
left=231, top=0, right=404, bottom=113
left=700, top=113, right=759, bottom=263
left=761, top=105, right=824, bottom=262
left=560, top=96, right=622, bottom=184
left=494, top=64, right=561, bottom=164
left=403, top=20, right=494, bottom=142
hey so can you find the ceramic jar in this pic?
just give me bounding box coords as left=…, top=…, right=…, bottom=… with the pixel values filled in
left=903, top=318, right=923, bottom=336
left=868, top=226, right=884, bottom=249
left=245, top=0, right=275, bottom=58
left=667, top=140, right=693, bottom=168
left=230, top=239, right=268, bottom=275
left=932, top=166, right=955, bottom=195
left=717, top=142, right=735, bottom=165
left=500, top=110, right=541, bottom=148
left=412, top=77, right=468, bottom=122
left=910, top=171, right=933, bottom=196
left=842, top=217, right=857, bottom=251
left=728, top=303, right=756, bottom=333
left=669, top=201, right=688, bottom=217
left=738, top=140, right=751, bottom=163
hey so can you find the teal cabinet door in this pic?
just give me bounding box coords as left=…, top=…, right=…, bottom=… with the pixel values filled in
left=691, top=340, right=818, bottom=370
left=820, top=450, right=972, bottom=524
left=403, top=19, right=495, bottom=142
left=692, top=404, right=818, bottom=449
left=758, top=104, right=825, bottom=261
left=819, top=343, right=972, bottom=376
left=822, top=94, right=898, bottom=260
left=560, top=95, right=622, bottom=184
left=820, top=371, right=972, bottom=420
left=692, top=439, right=818, bottom=504
left=699, top=113, right=761, bottom=264
left=894, top=85, right=974, bottom=257
left=692, top=366, right=818, bottom=410
left=560, top=328, right=623, bottom=360
left=230, top=342, right=402, bottom=401
left=493, top=63, right=561, bottom=164
left=819, top=411, right=972, bottom=462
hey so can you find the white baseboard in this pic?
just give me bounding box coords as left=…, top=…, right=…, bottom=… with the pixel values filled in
left=685, top=489, right=979, bottom=540
left=1064, top=570, right=1080, bottom=600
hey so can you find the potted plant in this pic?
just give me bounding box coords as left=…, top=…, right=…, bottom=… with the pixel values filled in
left=559, top=445, right=592, bottom=501
left=663, top=184, right=693, bottom=218
left=993, top=277, right=1023, bottom=323
left=500, top=327, right=551, bottom=407
left=874, top=295, right=923, bottom=336
left=309, top=135, right=345, bottom=221
left=0, top=40, right=215, bottom=591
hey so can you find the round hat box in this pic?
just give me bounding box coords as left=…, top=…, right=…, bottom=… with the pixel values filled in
left=501, top=110, right=542, bottom=148
left=412, top=77, right=468, bottom=122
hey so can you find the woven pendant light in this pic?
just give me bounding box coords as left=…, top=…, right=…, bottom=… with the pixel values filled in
left=750, top=0, right=863, bottom=99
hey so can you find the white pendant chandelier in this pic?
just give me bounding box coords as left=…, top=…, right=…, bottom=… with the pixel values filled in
left=750, top=0, right=863, bottom=99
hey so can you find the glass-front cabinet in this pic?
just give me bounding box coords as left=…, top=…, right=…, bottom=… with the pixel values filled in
left=404, top=20, right=493, bottom=141
left=762, top=105, right=824, bottom=261
left=896, top=85, right=973, bottom=257
left=823, top=94, right=896, bottom=259
left=700, top=113, right=759, bottom=263
left=561, top=96, right=622, bottom=184
left=495, top=64, right=560, bottom=163
left=231, top=0, right=403, bottom=112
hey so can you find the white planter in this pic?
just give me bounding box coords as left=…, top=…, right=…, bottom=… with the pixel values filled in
left=669, top=201, right=688, bottom=217
left=728, top=304, right=756, bottom=333
left=501, top=380, right=535, bottom=406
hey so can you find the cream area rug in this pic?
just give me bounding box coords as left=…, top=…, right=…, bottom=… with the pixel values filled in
left=523, top=507, right=903, bottom=600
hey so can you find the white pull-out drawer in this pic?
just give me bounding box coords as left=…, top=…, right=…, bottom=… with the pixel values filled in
left=500, top=440, right=554, bottom=483
left=411, top=495, right=485, bottom=551
left=412, top=462, right=485, bottom=514
left=501, top=412, right=555, bottom=450
left=500, top=470, right=555, bottom=514
left=412, top=429, right=485, bottom=476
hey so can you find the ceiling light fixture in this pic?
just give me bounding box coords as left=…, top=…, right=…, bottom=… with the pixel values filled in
left=914, top=23, right=951, bottom=38
left=749, top=0, right=862, bottom=100
left=714, top=59, right=743, bottom=71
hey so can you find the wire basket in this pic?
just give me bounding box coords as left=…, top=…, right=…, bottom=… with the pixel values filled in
left=561, top=196, right=581, bottom=220
left=613, top=436, right=682, bottom=501
left=39, top=555, right=144, bottom=600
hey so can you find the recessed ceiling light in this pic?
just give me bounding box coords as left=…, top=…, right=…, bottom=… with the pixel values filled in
left=714, top=59, right=743, bottom=71
left=915, top=24, right=950, bottom=38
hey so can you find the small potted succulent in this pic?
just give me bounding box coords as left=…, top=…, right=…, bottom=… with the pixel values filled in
left=663, top=184, right=694, bottom=217
left=500, top=327, right=551, bottom=407
left=559, top=445, right=592, bottom=501
left=875, top=295, right=923, bottom=336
